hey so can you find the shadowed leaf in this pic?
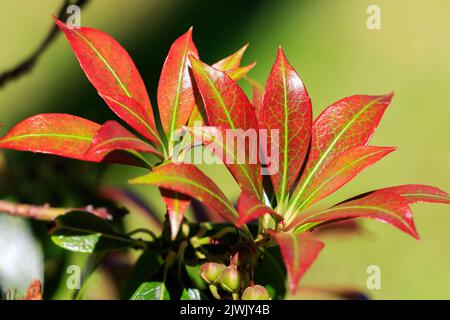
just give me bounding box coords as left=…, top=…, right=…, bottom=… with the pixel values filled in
left=267, top=230, right=324, bottom=293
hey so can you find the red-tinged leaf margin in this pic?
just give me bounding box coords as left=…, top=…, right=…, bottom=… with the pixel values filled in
left=246, top=77, right=264, bottom=119
left=236, top=191, right=283, bottom=227
left=0, top=113, right=99, bottom=161
left=158, top=27, right=198, bottom=142
left=161, top=189, right=191, bottom=240
left=54, top=18, right=162, bottom=146
left=289, top=190, right=420, bottom=240
left=212, top=43, right=249, bottom=71
left=260, top=47, right=312, bottom=202
left=289, top=93, right=394, bottom=214
left=298, top=146, right=397, bottom=209
left=84, top=120, right=162, bottom=162
left=267, top=230, right=324, bottom=293
left=129, top=163, right=238, bottom=224
left=376, top=184, right=450, bottom=204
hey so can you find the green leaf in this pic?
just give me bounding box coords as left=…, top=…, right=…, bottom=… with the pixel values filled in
left=181, top=288, right=202, bottom=300
left=130, top=282, right=170, bottom=300
left=49, top=211, right=141, bottom=253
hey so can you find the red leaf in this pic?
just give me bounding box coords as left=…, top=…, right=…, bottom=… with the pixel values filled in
left=298, top=146, right=396, bottom=209
left=376, top=184, right=450, bottom=204
left=55, top=18, right=161, bottom=145
left=0, top=114, right=99, bottom=160
left=100, top=94, right=162, bottom=145
left=246, top=77, right=264, bottom=119
left=129, top=163, right=238, bottom=224
left=290, top=190, right=419, bottom=239
left=189, top=55, right=258, bottom=132
left=289, top=93, right=393, bottom=210
left=85, top=120, right=162, bottom=161
left=157, top=28, right=198, bottom=141
left=188, top=56, right=262, bottom=197
left=260, top=47, right=312, bottom=202
left=236, top=191, right=283, bottom=227
left=161, top=189, right=191, bottom=240
left=187, top=126, right=262, bottom=198
left=268, top=230, right=324, bottom=293
left=212, top=44, right=248, bottom=70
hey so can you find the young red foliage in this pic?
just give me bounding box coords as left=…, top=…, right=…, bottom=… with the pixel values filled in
left=0, top=114, right=100, bottom=161
left=259, top=47, right=312, bottom=203
left=267, top=230, right=324, bottom=293
left=158, top=27, right=198, bottom=140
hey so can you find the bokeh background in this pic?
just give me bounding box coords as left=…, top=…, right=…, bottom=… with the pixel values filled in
left=0, top=0, right=449, bottom=299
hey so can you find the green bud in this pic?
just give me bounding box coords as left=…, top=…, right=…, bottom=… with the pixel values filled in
left=200, top=262, right=226, bottom=285
left=219, top=265, right=242, bottom=293
left=242, top=285, right=271, bottom=300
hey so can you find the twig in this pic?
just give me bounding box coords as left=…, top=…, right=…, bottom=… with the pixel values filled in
left=0, top=199, right=111, bottom=220
left=0, top=0, right=90, bottom=89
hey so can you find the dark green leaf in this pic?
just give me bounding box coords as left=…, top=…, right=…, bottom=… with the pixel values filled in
left=49, top=211, right=141, bottom=253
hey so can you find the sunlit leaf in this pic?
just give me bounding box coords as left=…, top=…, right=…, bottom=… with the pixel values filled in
left=290, top=93, right=393, bottom=210
left=0, top=114, right=99, bottom=160
left=129, top=163, right=238, bottom=224
left=260, top=47, right=312, bottom=202
left=55, top=18, right=161, bottom=145
left=158, top=28, right=198, bottom=143
left=298, top=146, right=396, bottom=209
left=130, top=281, right=170, bottom=300
left=290, top=190, right=420, bottom=239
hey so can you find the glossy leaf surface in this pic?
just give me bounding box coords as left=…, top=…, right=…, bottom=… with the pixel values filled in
left=85, top=120, right=161, bottom=161
left=376, top=184, right=450, bottom=204
left=158, top=28, right=198, bottom=141
left=55, top=19, right=160, bottom=144
left=236, top=191, right=283, bottom=227
left=260, top=47, right=312, bottom=202
left=130, top=282, right=170, bottom=300
left=50, top=211, right=139, bottom=253
left=298, top=146, right=396, bottom=209
left=0, top=114, right=99, bottom=160
left=129, top=163, right=237, bottom=224
left=290, top=93, right=393, bottom=208
left=291, top=190, right=419, bottom=239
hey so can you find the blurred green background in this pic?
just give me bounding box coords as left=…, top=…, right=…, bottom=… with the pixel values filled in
left=0, top=0, right=449, bottom=299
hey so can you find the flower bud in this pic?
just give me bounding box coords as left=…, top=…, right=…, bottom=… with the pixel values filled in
left=219, top=265, right=242, bottom=293
left=242, top=285, right=271, bottom=300
left=200, top=262, right=226, bottom=285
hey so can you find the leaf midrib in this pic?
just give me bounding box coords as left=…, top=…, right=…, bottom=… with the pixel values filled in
left=194, top=128, right=260, bottom=197
left=196, top=64, right=236, bottom=130
left=298, top=148, right=390, bottom=209
left=297, top=204, right=412, bottom=231
left=289, top=97, right=384, bottom=210
left=73, top=30, right=131, bottom=98
left=168, top=36, right=191, bottom=144
left=133, top=174, right=238, bottom=218
left=1, top=133, right=93, bottom=143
